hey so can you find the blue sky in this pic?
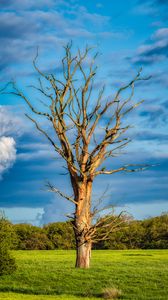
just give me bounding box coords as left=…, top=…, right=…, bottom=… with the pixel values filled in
left=0, top=0, right=168, bottom=225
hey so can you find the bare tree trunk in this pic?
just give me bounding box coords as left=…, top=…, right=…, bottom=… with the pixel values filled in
left=75, top=240, right=91, bottom=268
left=74, top=179, right=92, bottom=268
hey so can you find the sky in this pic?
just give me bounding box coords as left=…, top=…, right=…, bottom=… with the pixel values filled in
left=0, top=0, right=168, bottom=225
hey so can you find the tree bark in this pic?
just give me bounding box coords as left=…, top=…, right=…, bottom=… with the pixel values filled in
left=73, top=179, right=92, bottom=268
left=75, top=240, right=91, bottom=268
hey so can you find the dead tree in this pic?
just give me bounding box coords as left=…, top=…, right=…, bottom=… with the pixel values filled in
left=4, top=44, right=150, bottom=268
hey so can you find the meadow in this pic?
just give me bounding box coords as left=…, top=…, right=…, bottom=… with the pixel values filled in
left=0, top=250, right=167, bottom=300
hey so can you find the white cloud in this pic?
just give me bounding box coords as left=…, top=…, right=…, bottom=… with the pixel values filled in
left=0, top=136, right=16, bottom=179
left=132, top=27, right=168, bottom=65
left=41, top=196, right=73, bottom=224
left=0, top=106, right=25, bottom=179
left=0, top=105, right=25, bottom=137
left=152, top=28, right=168, bottom=40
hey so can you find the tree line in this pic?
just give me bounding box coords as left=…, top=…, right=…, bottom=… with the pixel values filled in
left=0, top=213, right=167, bottom=251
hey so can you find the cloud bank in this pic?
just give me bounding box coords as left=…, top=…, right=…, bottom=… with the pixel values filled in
left=0, top=105, right=25, bottom=179
left=0, top=1, right=129, bottom=78
left=41, top=197, right=73, bottom=224
left=0, top=136, right=16, bottom=179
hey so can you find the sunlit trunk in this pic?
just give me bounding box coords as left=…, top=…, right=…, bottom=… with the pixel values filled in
left=73, top=179, right=92, bottom=268
left=75, top=240, right=91, bottom=268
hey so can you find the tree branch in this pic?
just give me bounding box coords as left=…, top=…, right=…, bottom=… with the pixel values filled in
left=46, top=182, right=78, bottom=205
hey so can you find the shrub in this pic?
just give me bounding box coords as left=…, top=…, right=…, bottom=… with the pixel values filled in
left=0, top=248, right=17, bottom=275
left=0, top=212, right=18, bottom=249
left=0, top=212, right=17, bottom=275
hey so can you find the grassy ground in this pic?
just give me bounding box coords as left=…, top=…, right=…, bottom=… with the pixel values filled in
left=0, top=250, right=167, bottom=300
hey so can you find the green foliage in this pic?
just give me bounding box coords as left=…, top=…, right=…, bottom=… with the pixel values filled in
left=23, top=232, right=54, bottom=250
left=0, top=212, right=17, bottom=275
left=98, top=220, right=146, bottom=250
left=44, top=221, right=75, bottom=249
left=94, top=213, right=168, bottom=250
left=0, top=213, right=167, bottom=251
left=0, top=212, right=18, bottom=249
left=14, top=224, right=54, bottom=250
left=142, top=213, right=168, bottom=249
left=0, top=249, right=17, bottom=276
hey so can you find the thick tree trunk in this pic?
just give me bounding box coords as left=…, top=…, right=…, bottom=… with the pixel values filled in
left=75, top=240, right=92, bottom=268
left=73, top=179, right=92, bottom=268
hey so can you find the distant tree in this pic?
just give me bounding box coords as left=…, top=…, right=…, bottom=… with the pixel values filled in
left=4, top=43, right=150, bottom=268
left=142, top=213, right=168, bottom=249
left=14, top=224, right=40, bottom=249
left=14, top=223, right=54, bottom=250
left=24, top=232, right=54, bottom=250
left=0, top=212, right=17, bottom=275
left=94, top=213, right=168, bottom=250
left=44, top=221, right=75, bottom=249
left=100, top=220, right=146, bottom=250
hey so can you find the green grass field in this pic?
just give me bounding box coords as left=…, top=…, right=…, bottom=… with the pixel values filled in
left=0, top=250, right=167, bottom=300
